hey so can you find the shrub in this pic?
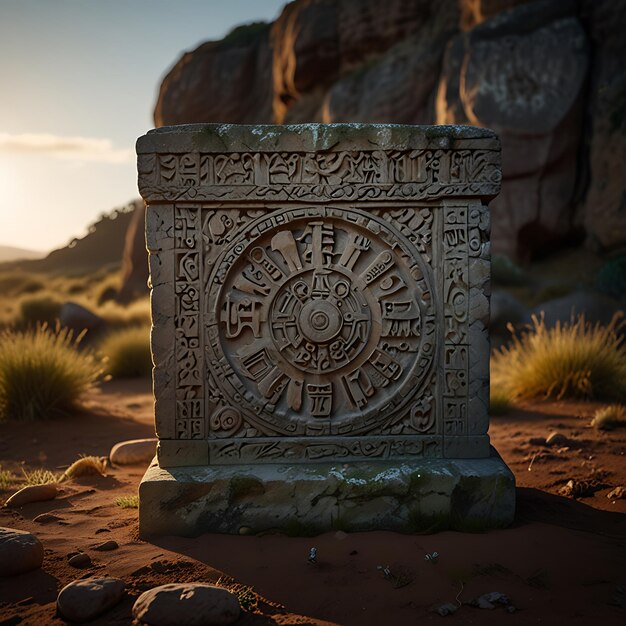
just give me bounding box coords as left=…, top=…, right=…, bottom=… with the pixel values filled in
left=0, top=466, right=15, bottom=490
left=116, top=494, right=139, bottom=509
left=18, top=295, right=62, bottom=327
left=21, top=467, right=63, bottom=485
left=100, top=325, right=152, bottom=378
left=591, top=404, right=626, bottom=430
left=0, top=325, right=104, bottom=421
left=491, top=313, right=626, bottom=402
left=489, top=385, right=513, bottom=416
left=63, top=455, right=108, bottom=479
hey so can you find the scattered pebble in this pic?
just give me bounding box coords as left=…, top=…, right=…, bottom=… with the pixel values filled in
left=109, top=438, right=157, bottom=465
left=57, top=577, right=125, bottom=622
left=0, top=527, right=44, bottom=576
left=560, top=479, right=606, bottom=498
left=94, top=540, right=118, bottom=551
left=607, top=486, right=625, bottom=500
left=68, top=553, right=92, bottom=568
left=545, top=432, right=570, bottom=447
left=471, top=591, right=510, bottom=609
left=308, top=547, right=317, bottom=563
left=4, top=484, right=58, bottom=507
left=33, top=513, right=62, bottom=524
left=435, top=602, right=458, bottom=616
left=132, top=583, right=240, bottom=626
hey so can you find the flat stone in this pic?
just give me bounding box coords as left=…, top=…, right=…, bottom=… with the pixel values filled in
left=57, top=578, right=125, bottom=623
left=4, top=484, right=58, bottom=507
left=0, top=527, right=44, bottom=576
left=110, top=438, right=157, bottom=465
left=132, top=583, right=240, bottom=626
left=545, top=432, right=571, bottom=447
left=93, top=540, right=118, bottom=551
left=68, top=553, right=92, bottom=568
left=139, top=448, right=515, bottom=537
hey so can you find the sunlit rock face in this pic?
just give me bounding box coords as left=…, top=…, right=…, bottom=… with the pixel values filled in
left=150, top=0, right=626, bottom=261
left=437, top=0, right=589, bottom=260
left=154, top=23, right=273, bottom=127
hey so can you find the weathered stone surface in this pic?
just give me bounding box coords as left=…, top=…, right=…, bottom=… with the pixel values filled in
left=0, top=527, right=44, bottom=576
left=132, top=583, right=240, bottom=626
left=581, top=0, right=626, bottom=252
left=139, top=451, right=515, bottom=536
left=436, top=0, right=588, bottom=260
left=4, top=483, right=58, bottom=507
left=57, top=578, right=125, bottom=623
left=154, top=23, right=273, bottom=127
left=110, top=438, right=157, bottom=466
left=138, top=122, right=513, bottom=535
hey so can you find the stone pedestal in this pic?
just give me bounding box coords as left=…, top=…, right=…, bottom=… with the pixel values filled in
left=136, top=123, right=515, bottom=536
left=139, top=448, right=514, bottom=536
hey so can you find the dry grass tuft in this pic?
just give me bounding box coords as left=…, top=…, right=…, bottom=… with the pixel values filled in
left=100, top=325, right=152, bottom=378
left=489, top=385, right=513, bottom=416
left=491, top=313, right=626, bottom=402
left=0, top=466, right=15, bottom=490
left=63, top=455, right=108, bottom=479
left=21, top=467, right=63, bottom=486
left=0, top=324, right=104, bottom=421
left=115, top=494, right=139, bottom=509
left=591, top=404, right=626, bottom=431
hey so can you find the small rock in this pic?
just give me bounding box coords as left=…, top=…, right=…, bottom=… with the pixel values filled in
left=57, top=578, right=125, bottom=622
left=238, top=526, right=251, bottom=535
left=33, top=513, right=62, bottom=524
left=132, top=583, right=241, bottom=626
left=0, top=527, right=44, bottom=576
left=4, top=484, right=58, bottom=507
left=506, top=605, right=517, bottom=613
left=607, top=486, right=626, bottom=500
left=435, top=602, right=458, bottom=616
left=94, top=540, right=118, bottom=551
left=110, top=438, right=157, bottom=465
left=545, top=432, right=570, bottom=447
left=473, top=591, right=510, bottom=609
left=68, top=553, right=92, bottom=568
left=59, top=301, right=104, bottom=334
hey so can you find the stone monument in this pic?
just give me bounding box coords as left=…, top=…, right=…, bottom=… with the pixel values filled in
left=137, top=123, right=515, bottom=537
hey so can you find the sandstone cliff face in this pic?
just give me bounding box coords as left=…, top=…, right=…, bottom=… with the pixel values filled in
left=151, top=0, right=626, bottom=261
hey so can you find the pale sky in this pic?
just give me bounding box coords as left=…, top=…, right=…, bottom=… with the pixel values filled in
left=0, top=0, right=286, bottom=253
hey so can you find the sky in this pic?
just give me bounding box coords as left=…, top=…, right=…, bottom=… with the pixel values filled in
left=0, top=0, right=286, bottom=253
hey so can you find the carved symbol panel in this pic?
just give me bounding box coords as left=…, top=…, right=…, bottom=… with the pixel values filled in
left=204, top=206, right=437, bottom=438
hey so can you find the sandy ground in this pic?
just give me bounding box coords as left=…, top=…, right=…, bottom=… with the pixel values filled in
left=0, top=378, right=624, bottom=625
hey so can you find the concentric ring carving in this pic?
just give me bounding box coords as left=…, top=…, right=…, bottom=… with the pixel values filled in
left=205, top=206, right=437, bottom=437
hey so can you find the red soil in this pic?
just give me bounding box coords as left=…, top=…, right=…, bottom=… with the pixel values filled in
left=0, top=379, right=624, bottom=625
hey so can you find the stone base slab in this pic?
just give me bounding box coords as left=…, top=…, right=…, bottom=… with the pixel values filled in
left=139, top=447, right=515, bottom=537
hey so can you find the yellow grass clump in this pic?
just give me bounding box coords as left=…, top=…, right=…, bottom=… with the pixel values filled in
left=21, top=467, right=63, bottom=486
left=116, top=494, right=139, bottom=509
left=489, top=385, right=513, bottom=416
left=63, top=455, right=108, bottom=479
left=591, top=404, right=626, bottom=430
left=0, top=325, right=104, bottom=421
left=100, top=325, right=152, bottom=379
left=0, top=466, right=15, bottom=490
left=491, top=313, right=626, bottom=402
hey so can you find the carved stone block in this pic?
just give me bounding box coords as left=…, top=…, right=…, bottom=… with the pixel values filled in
left=137, top=123, right=514, bottom=535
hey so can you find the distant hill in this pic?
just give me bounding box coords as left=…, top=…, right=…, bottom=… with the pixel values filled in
left=0, top=245, right=45, bottom=263
left=0, top=199, right=142, bottom=274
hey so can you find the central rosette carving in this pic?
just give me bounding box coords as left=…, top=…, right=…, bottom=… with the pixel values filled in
left=269, top=268, right=372, bottom=374
left=206, top=207, right=436, bottom=436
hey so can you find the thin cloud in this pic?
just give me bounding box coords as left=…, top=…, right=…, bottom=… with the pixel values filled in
left=0, top=132, right=133, bottom=164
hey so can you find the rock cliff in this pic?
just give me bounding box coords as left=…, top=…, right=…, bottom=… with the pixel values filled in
left=150, top=0, right=625, bottom=262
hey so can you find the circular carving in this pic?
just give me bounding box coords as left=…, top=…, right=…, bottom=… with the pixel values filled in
left=206, top=206, right=437, bottom=437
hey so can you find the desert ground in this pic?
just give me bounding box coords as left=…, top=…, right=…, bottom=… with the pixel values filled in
left=0, top=378, right=624, bottom=625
